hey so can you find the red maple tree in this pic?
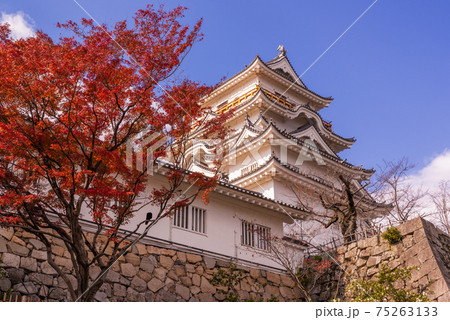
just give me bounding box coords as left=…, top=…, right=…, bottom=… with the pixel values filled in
left=0, top=5, right=229, bottom=301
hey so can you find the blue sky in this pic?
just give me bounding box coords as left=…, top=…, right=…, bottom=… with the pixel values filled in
left=1, top=0, right=449, bottom=183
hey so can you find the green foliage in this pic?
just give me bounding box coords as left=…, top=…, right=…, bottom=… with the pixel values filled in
left=382, top=227, right=403, bottom=245
left=210, top=263, right=244, bottom=302
left=313, top=255, right=323, bottom=262
left=346, top=263, right=429, bottom=302
left=266, top=294, right=279, bottom=302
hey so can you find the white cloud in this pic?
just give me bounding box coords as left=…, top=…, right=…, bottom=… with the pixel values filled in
left=1, top=11, right=35, bottom=39
left=407, top=149, right=450, bottom=192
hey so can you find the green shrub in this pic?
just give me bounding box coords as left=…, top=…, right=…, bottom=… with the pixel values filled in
left=382, top=227, right=403, bottom=245
left=211, top=263, right=244, bottom=302
left=346, top=263, right=429, bottom=302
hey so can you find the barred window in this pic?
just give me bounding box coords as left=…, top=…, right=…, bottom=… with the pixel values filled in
left=173, top=205, right=206, bottom=234
left=191, top=207, right=206, bottom=233
left=173, top=206, right=189, bottom=229
left=241, top=220, right=270, bottom=251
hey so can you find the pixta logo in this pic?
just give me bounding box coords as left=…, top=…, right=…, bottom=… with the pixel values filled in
left=126, top=130, right=168, bottom=175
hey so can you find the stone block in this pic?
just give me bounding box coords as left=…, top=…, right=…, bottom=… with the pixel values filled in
left=119, top=276, right=131, bottom=286
left=125, top=253, right=141, bottom=266
left=0, top=236, right=7, bottom=253
left=38, top=285, right=49, bottom=298
left=402, top=236, right=414, bottom=249
left=177, top=251, right=187, bottom=263
left=367, top=267, right=378, bottom=277
left=147, top=246, right=176, bottom=256
left=49, top=287, right=66, bottom=300
left=280, top=274, right=295, bottom=287
left=203, top=256, right=216, bottom=269
left=397, top=218, right=422, bottom=235
left=239, top=279, right=251, bottom=291
left=21, top=231, right=35, bottom=239
left=15, top=282, right=37, bottom=295
left=180, top=276, right=192, bottom=287
left=160, top=255, right=174, bottom=269
left=167, top=270, right=178, bottom=281
left=147, top=278, right=164, bottom=293
left=388, top=258, right=401, bottom=270
left=190, top=286, right=201, bottom=295
left=186, top=253, right=203, bottom=263
left=198, top=292, right=215, bottom=302
left=0, top=227, right=14, bottom=240
left=114, top=283, right=127, bottom=297
left=176, top=284, right=190, bottom=300
left=105, top=270, right=121, bottom=283
left=428, top=278, right=449, bottom=300
left=31, top=250, right=47, bottom=260
left=6, top=268, right=25, bottom=284
left=52, top=245, right=65, bottom=257
left=418, top=275, right=430, bottom=289
left=266, top=272, right=281, bottom=285
left=29, top=273, right=53, bottom=286
left=367, top=256, right=381, bottom=268
left=419, top=259, right=437, bottom=276
left=427, top=267, right=443, bottom=282
left=413, top=228, right=426, bottom=241
left=344, top=249, right=356, bottom=259
left=265, top=285, right=280, bottom=296
left=134, top=243, right=147, bottom=255
left=200, top=276, right=216, bottom=294
left=279, top=286, right=293, bottom=298
left=249, top=268, right=260, bottom=279
left=57, top=274, right=77, bottom=290
left=192, top=274, right=201, bottom=287
left=1, top=252, right=20, bottom=268
left=403, top=246, right=419, bottom=262
left=140, top=256, right=156, bottom=274
left=359, top=248, right=371, bottom=258
left=0, top=278, right=11, bottom=292
left=411, top=268, right=423, bottom=282
left=195, top=266, right=204, bottom=275
left=437, top=291, right=450, bottom=302
left=7, top=242, right=29, bottom=257
left=174, top=265, right=186, bottom=277
left=216, top=259, right=231, bottom=268
left=20, top=257, right=37, bottom=272
left=55, top=256, right=72, bottom=270
left=348, top=242, right=357, bottom=250
left=405, top=256, right=420, bottom=268
left=185, top=263, right=196, bottom=273
left=126, top=287, right=145, bottom=302
left=372, top=244, right=388, bottom=256
left=120, top=263, right=137, bottom=278
left=154, top=267, right=167, bottom=282
left=356, top=258, right=366, bottom=268
left=131, top=276, right=147, bottom=292
left=336, top=246, right=347, bottom=255
left=138, top=270, right=152, bottom=282
left=95, top=291, right=108, bottom=302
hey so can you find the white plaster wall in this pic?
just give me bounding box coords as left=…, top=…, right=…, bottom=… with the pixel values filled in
left=122, top=173, right=290, bottom=268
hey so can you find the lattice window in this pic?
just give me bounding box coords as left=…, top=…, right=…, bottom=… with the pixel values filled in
left=173, top=206, right=206, bottom=234
left=191, top=207, right=206, bottom=234
left=173, top=206, right=189, bottom=229
left=241, top=220, right=270, bottom=251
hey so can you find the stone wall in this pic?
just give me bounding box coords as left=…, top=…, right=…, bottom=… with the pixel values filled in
left=331, top=217, right=450, bottom=302
left=0, top=227, right=300, bottom=302
left=2, top=217, right=449, bottom=302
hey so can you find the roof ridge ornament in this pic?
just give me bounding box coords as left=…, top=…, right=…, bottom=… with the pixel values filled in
left=277, top=44, right=287, bottom=57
